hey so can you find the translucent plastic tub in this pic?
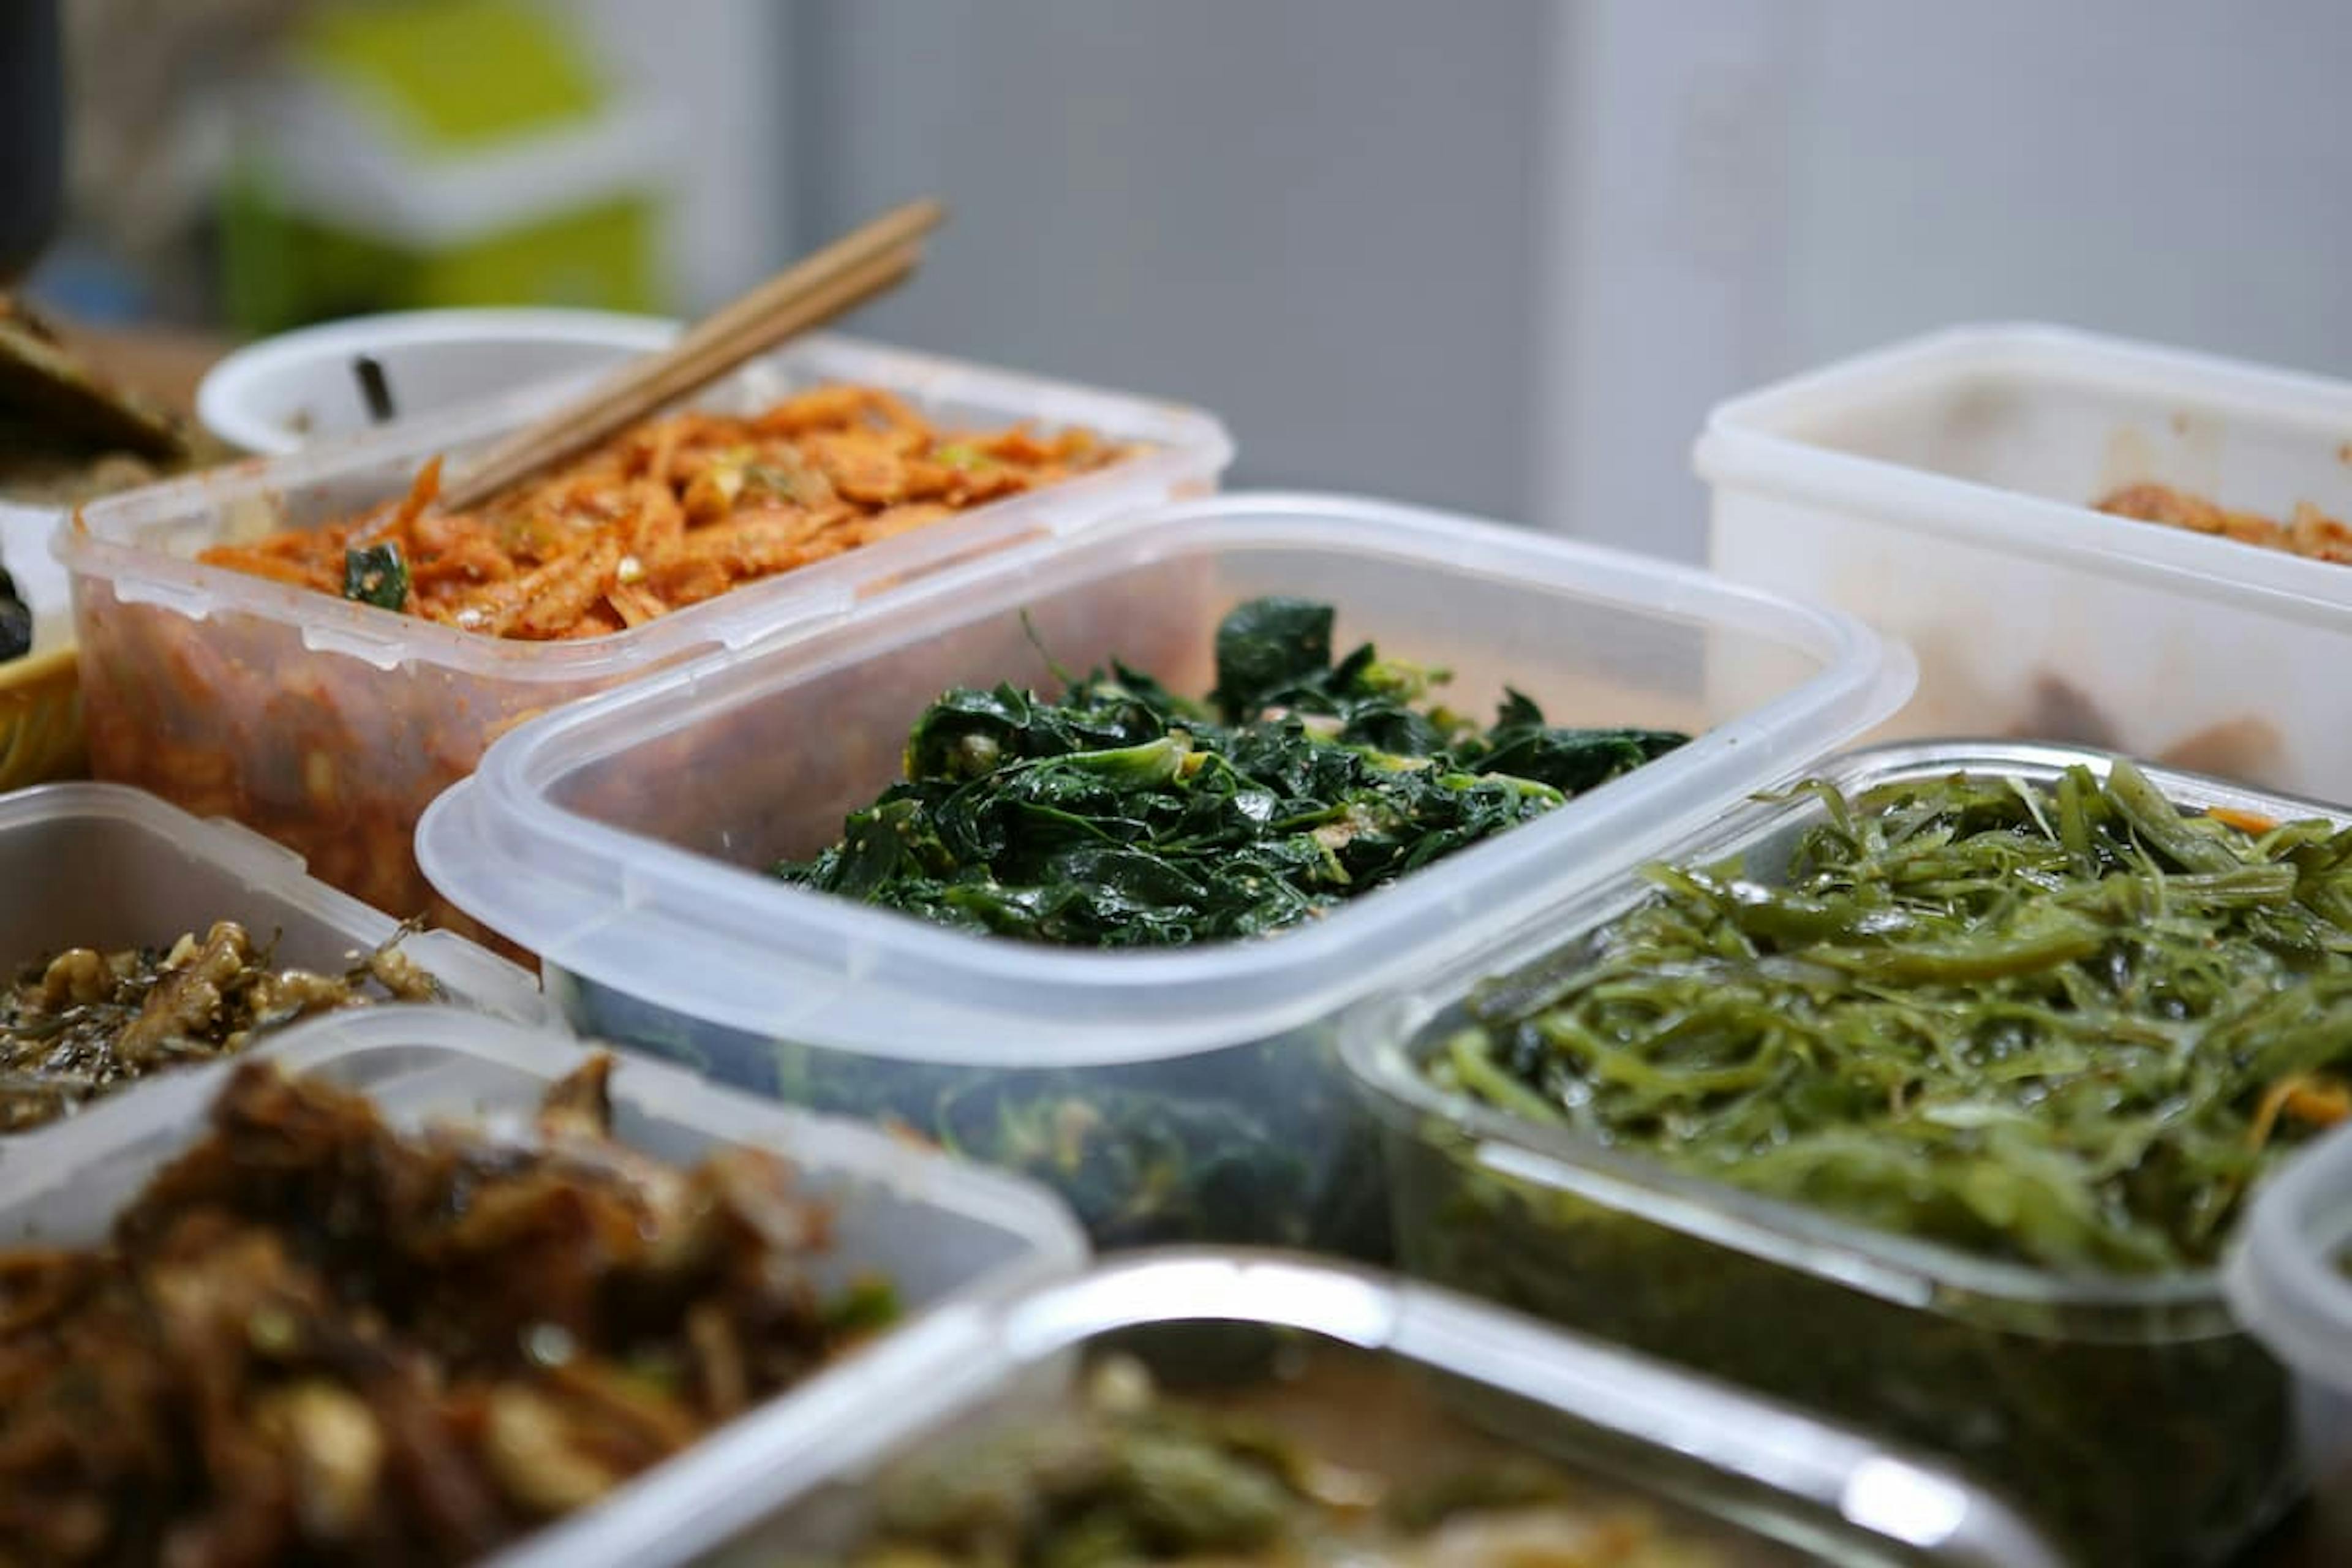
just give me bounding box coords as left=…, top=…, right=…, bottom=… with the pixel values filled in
left=0, top=780, right=547, bottom=1115
left=2228, top=1120, right=2352, bottom=1558
left=1346, top=740, right=2341, bottom=1566
left=508, top=1251, right=2061, bottom=1568
left=59, top=334, right=1232, bottom=929
left=419, top=492, right=1909, bottom=1257
left=0, top=1004, right=1087, bottom=1560
left=1695, top=323, right=2352, bottom=802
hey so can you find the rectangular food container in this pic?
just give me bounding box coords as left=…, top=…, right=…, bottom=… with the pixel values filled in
left=0, top=1003, right=1088, bottom=1561
left=1346, top=739, right=2343, bottom=1566
left=1695, top=323, right=2352, bottom=803
left=497, top=1251, right=2064, bottom=1568
left=58, top=333, right=1233, bottom=931
left=2228, top=1117, right=2352, bottom=1559
left=418, top=491, right=1909, bottom=1259
left=0, top=778, right=545, bottom=1040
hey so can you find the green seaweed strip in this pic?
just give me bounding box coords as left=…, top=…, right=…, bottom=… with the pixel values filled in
left=1447, top=760, right=2352, bottom=1275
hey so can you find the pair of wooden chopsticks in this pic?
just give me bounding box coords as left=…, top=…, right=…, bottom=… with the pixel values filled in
left=437, top=198, right=945, bottom=513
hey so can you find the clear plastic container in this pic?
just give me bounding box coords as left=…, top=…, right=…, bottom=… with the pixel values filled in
left=1346, top=739, right=2340, bottom=1566
left=1695, top=323, right=2352, bottom=802
left=0, top=1003, right=1088, bottom=1560
left=493, top=1251, right=2065, bottom=1568
left=0, top=779, right=545, bottom=1071
left=59, top=334, right=1232, bottom=929
left=2228, top=1120, right=2352, bottom=1558
left=419, top=492, right=1910, bottom=1257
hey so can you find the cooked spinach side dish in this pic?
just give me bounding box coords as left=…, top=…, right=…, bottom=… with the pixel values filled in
left=1435, top=761, right=2352, bottom=1274
left=775, top=598, right=1687, bottom=946
left=835, top=1357, right=1722, bottom=1567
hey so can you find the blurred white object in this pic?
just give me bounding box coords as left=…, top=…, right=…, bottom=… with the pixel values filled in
left=195, top=306, right=677, bottom=454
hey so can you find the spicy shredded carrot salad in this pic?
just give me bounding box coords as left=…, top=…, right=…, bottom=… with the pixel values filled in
left=198, top=385, right=1131, bottom=641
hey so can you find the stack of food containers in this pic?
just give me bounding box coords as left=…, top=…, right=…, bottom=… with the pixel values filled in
left=20, top=304, right=2352, bottom=1566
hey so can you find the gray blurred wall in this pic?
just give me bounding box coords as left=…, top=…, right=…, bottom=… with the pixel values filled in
left=621, top=0, right=2352, bottom=559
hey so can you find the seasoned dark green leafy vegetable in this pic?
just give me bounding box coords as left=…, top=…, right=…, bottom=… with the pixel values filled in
left=776, top=597, right=1687, bottom=948
left=1436, top=761, right=2352, bottom=1275
left=835, top=1356, right=1724, bottom=1567
left=342, top=540, right=409, bottom=611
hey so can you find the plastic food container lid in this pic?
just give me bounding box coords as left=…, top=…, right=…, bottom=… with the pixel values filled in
left=2228, top=1118, right=2352, bottom=1393
left=420, top=491, right=1915, bottom=1068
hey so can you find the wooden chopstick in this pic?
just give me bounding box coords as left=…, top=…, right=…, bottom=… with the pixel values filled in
left=437, top=198, right=944, bottom=512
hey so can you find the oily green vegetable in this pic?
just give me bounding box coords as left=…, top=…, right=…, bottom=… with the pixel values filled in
left=1397, top=761, right=2339, bottom=1562
left=774, top=598, right=1687, bottom=948
left=835, top=1357, right=1722, bottom=1567
left=1438, top=761, right=2352, bottom=1275
left=342, top=540, right=409, bottom=610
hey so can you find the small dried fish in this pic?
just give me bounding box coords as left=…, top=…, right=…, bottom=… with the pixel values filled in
left=0, top=919, right=442, bottom=1133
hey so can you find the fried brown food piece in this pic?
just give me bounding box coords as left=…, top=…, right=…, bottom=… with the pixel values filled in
left=0, top=1056, right=894, bottom=1566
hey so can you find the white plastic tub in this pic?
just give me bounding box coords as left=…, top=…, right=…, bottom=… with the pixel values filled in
left=0, top=1004, right=1086, bottom=1561
left=62, top=334, right=1231, bottom=929
left=529, top=1251, right=2064, bottom=1568
left=419, top=492, right=1909, bottom=1257
left=1696, top=322, right=2352, bottom=802
left=195, top=307, right=680, bottom=455
left=2228, top=1121, right=2352, bottom=1558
